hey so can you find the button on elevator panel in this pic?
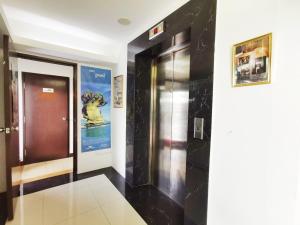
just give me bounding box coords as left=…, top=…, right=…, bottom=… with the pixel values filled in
left=194, top=117, right=204, bottom=140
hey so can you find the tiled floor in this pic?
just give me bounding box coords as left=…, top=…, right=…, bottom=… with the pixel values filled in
left=5, top=167, right=184, bottom=225
left=6, top=175, right=146, bottom=225
left=12, top=158, right=73, bottom=185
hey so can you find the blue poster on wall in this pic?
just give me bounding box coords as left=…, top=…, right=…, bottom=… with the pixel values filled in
left=81, top=65, right=111, bottom=152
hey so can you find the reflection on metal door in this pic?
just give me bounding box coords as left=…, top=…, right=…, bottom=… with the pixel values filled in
left=151, top=32, right=190, bottom=206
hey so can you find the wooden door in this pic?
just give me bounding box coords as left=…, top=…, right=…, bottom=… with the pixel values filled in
left=23, top=73, right=69, bottom=164
left=3, top=35, right=18, bottom=220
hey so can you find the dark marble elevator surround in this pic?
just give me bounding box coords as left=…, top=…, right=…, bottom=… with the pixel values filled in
left=126, top=0, right=217, bottom=224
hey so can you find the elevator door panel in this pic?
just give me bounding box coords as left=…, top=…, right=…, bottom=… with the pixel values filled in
left=154, top=47, right=190, bottom=206
left=170, top=48, right=190, bottom=205
left=156, top=54, right=173, bottom=195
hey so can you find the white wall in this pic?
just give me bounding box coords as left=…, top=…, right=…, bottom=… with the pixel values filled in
left=111, top=44, right=127, bottom=177
left=0, top=50, right=6, bottom=193
left=208, top=1, right=300, bottom=225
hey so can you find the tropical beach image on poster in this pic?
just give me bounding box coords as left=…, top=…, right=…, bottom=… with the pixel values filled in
left=81, top=65, right=111, bottom=152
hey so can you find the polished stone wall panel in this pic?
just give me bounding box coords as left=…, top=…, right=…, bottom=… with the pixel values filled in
left=132, top=54, right=152, bottom=186
left=126, top=0, right=217, bottom=224
left=126, top=61, right=135, bottom=185
left=185, top=78, right=213, bottom=225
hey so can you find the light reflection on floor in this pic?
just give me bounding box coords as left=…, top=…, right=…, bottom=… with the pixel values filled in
left=12, top=157, right=73, bottom=186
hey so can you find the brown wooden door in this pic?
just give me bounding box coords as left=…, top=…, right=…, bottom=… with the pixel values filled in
left=3, top=35, right=18, bottom=220
left=23, top=73, right=69, bottom=164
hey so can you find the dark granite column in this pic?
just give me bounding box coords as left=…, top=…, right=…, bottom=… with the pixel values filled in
left=126, top=0, right=217, bottom=224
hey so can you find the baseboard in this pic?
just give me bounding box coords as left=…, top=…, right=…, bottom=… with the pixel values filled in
left=0, top=192, right=7, bottom=225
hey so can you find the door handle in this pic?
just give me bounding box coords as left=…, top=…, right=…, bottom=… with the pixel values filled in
left=11, top=126, right=19, bottom=132
left=0, top=128, right=11, bottom=134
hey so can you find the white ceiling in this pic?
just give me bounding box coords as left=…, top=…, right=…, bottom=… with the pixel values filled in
left=0, top=0, right=189, bottom=64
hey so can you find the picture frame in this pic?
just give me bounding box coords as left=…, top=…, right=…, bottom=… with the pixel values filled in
left=113, top=75, right=124, bottom=108
left=232, top=33, right=272, bottom=87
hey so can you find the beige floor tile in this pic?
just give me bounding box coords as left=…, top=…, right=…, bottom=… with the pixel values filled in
left=6, top=192, right=44, bottom=225
left=43, top=179, right=89, bottom=197
left=101, top=196, right=146, bottom=225
left=54, top=208, right=110, bottom=225
left=43, top=184, right=98, bottom=225
left=91, top=184, right=126, bottom=206
left=6, top=175, right=147, bottom=225
left=85, top=175, right=112, bottom=188
left=89, top=179, right=117, bottom=191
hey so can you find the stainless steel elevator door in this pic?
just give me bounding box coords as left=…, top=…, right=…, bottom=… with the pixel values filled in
left=152, top=47, right=190, bottom=206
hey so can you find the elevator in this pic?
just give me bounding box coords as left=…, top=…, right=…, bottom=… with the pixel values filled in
left=150, top=30, right=190, bottom=207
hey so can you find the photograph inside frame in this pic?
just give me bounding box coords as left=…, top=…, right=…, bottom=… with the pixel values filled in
left=233, top=34, right=272, bottom=87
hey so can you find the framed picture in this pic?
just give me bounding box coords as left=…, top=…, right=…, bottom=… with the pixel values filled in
left=232, top=33, right=272, bottom=87
left=113, top=75, right=124, bottom=108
